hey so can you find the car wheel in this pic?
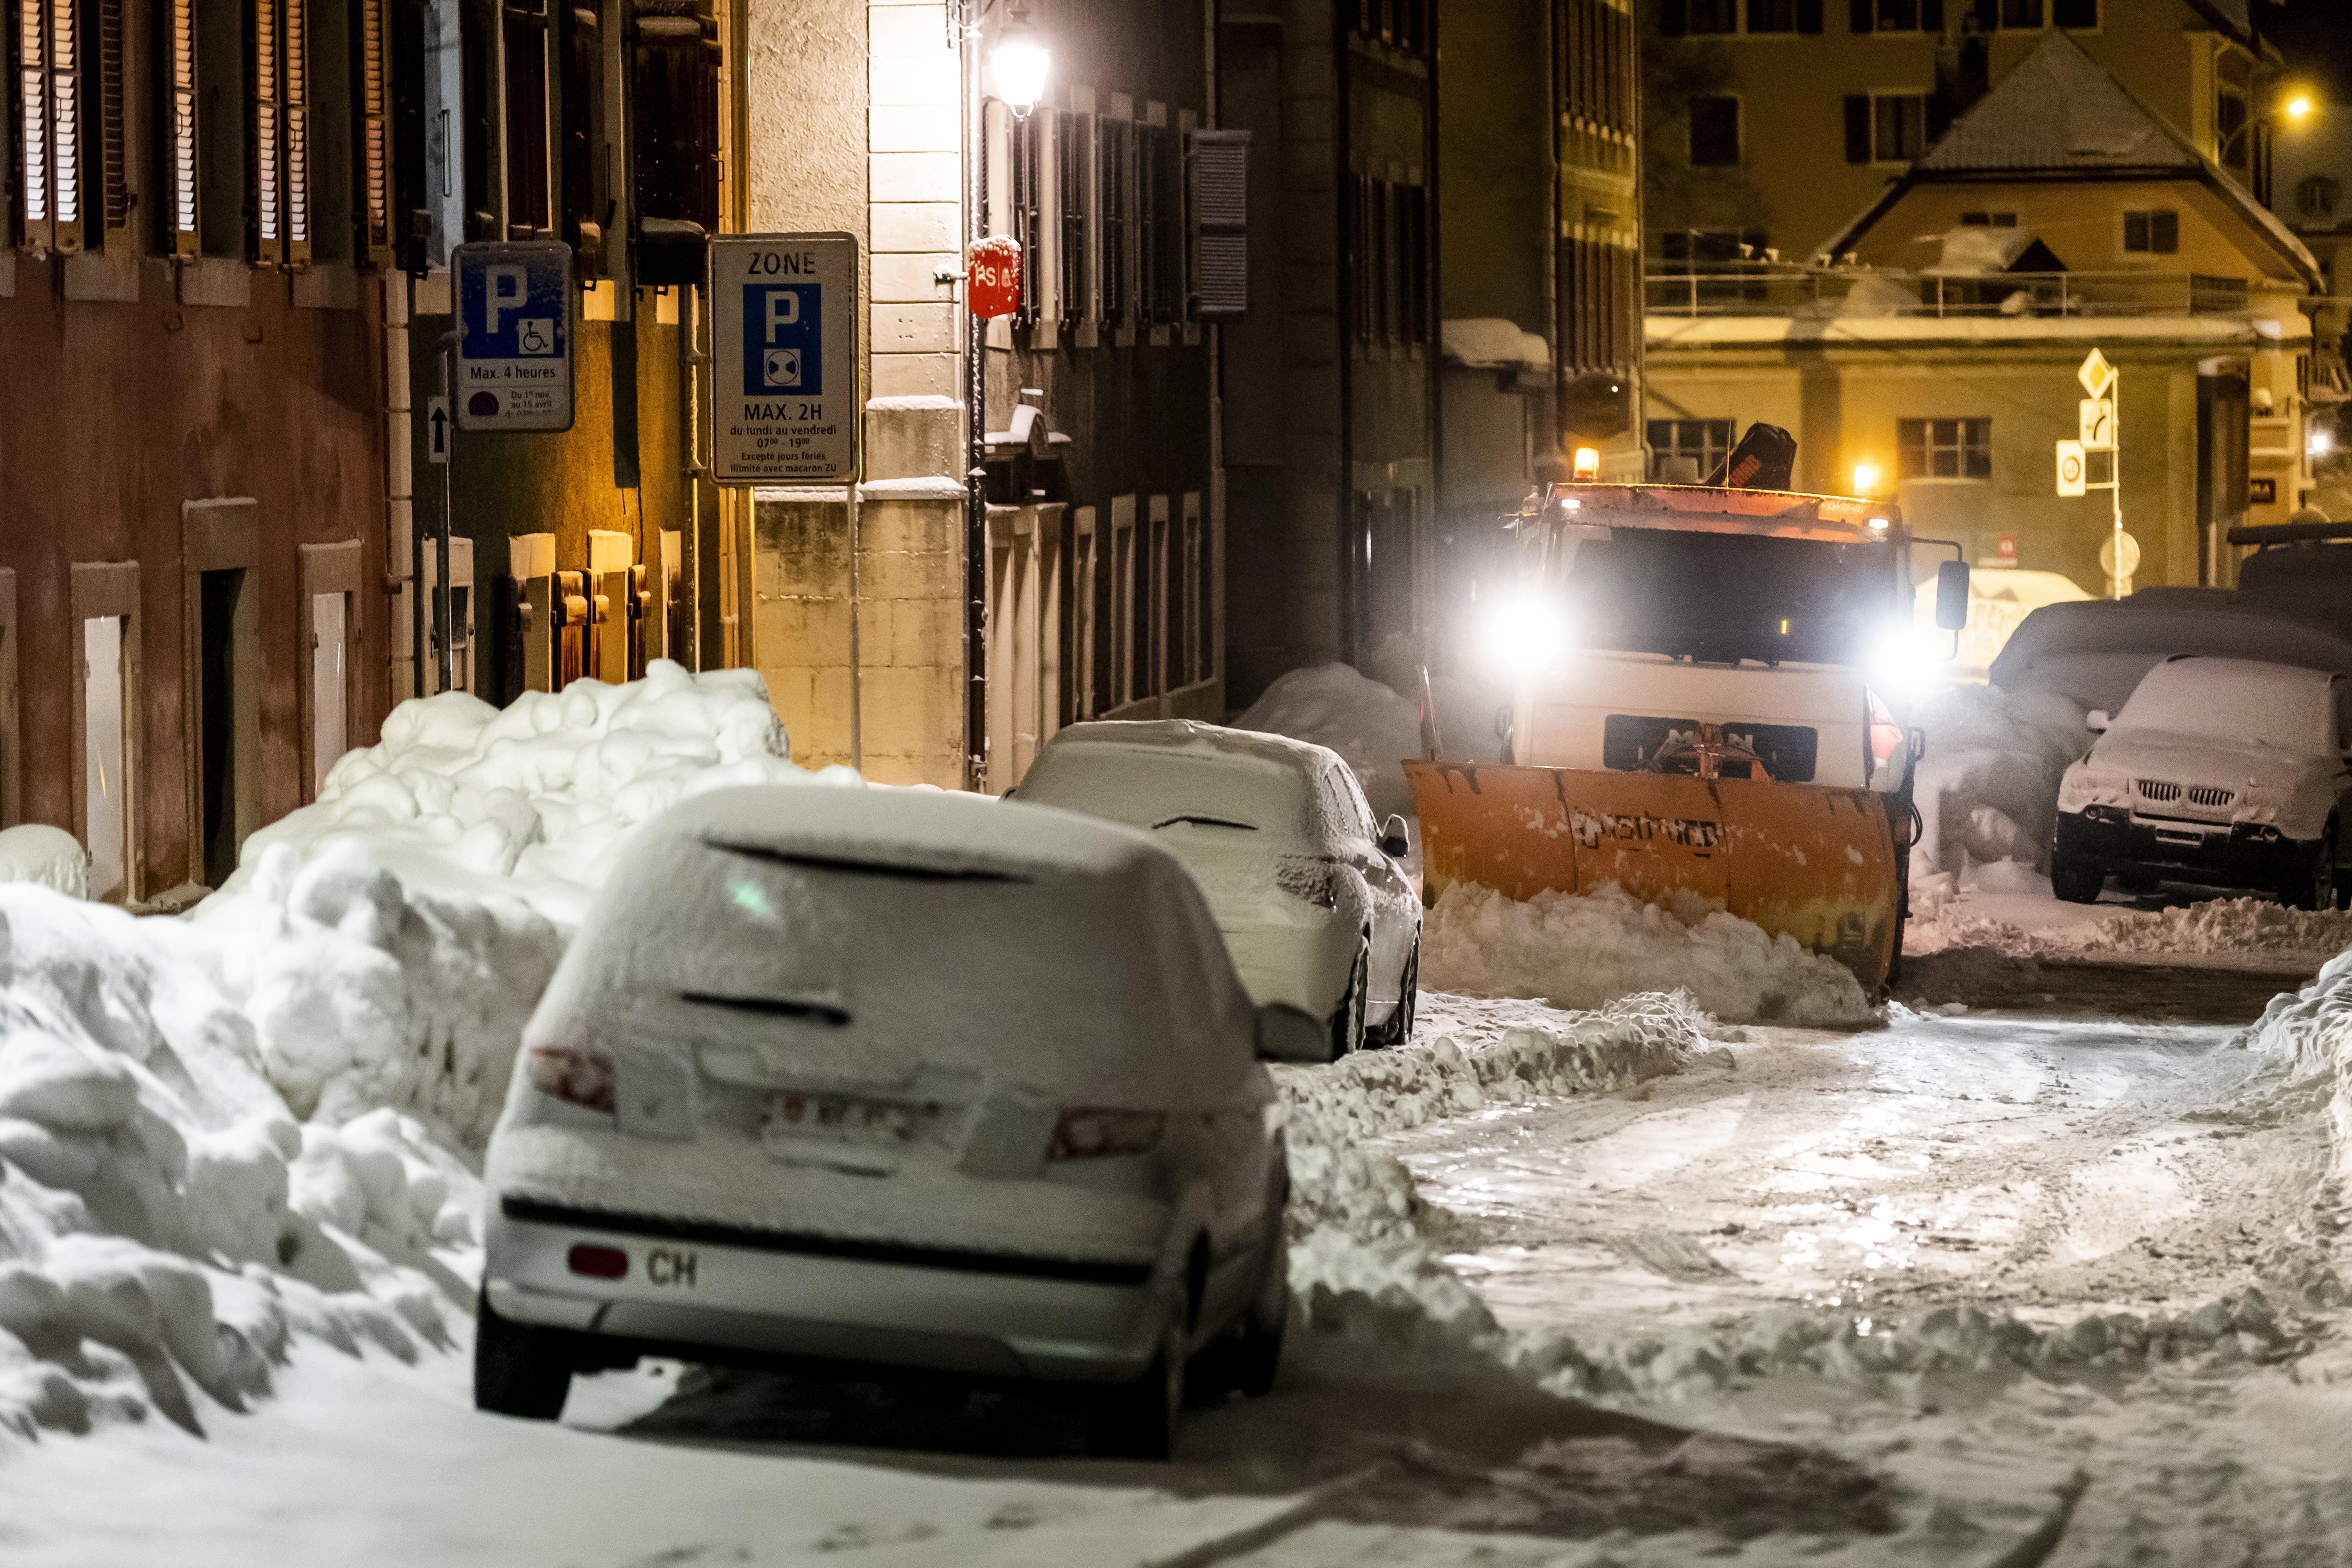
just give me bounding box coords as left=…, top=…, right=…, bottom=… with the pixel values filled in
left=473, top=1289, right=572, bottom=1420
left=1368, top=940, right=1419, bottom=1049
left=1329, top=944, right=1368, bottom=1057
left=1087, top=1312, right=1186, bottom=1460
left=2283, top=831, right=2338, bottom=913
left=2050, top=851, right=2104, bottom=905
left=1233, top=1228, right=1288, bottom=1399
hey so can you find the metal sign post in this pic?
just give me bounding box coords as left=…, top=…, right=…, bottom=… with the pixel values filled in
left=2072, top=348, right=2128, bottom=597
left=708, top=234, right=859, bottom=484
left=453, top=241, right=576, bottom=433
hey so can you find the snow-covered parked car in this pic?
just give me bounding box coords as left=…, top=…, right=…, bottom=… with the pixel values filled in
left=476, top=785, right=1323, bottom=1457
left=2051, top=656, right=2352, bottom=909
left=1012, top=720, right=1423, bottom=1055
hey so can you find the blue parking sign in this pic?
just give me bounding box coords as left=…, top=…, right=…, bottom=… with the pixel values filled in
left=453, top=241, right=575, bottom=432
left=744, top=284, right=822, bottom=397
left=710, top=235, right=858, bottom=484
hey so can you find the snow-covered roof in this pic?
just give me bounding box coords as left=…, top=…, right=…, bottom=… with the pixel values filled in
left=1440, top=318, right=1551, bottom=373
left=1818, top=35, right=2321, bottom=292
left=653, top=782, right=1158, bottom=883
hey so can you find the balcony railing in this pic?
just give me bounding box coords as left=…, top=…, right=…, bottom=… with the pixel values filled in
left=1644, top=266, right=2252, bottom=320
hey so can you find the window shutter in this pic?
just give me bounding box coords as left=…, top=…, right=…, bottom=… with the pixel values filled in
left=1797, top=0, right=1822, bottom=29
left=630, top=0, right=719, bottom=279
left=52, top=0, right=80, bottom=246
left=459, top=0, right=498, bottom=240
left=1659, top=0, right=1687, bottom=35
left=19, top=0, right=52, bottom=250
left=97, top=0, right=125, bottom=232
left=1101, top=117, right=1128, bottom=325
left=285, top=0, right=308, bottom=264
left=168, top=0, right=198, bottom=255
left=559, top=0, right=600, bottom=269
left=1848, top=0, right=1871, bottom=29
left=255, top=0, right=282, bottom=262
left=502, top=0, right=550, bottom=237
left=1843, top=94, right=1870, bottom=162
left=1186, top=128, right=1246, bottom=320
left=1059, top=109, right=1087, bottom=328
left=359, top=0, right=392, bottom=260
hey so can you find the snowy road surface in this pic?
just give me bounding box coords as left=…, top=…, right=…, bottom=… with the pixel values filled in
left=8, top=947, right=2351, bottom=1564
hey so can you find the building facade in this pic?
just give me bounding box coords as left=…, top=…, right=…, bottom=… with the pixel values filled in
left=1645, top=36, right=2321, bottom=594
left=1644, top=0, right=2282, bottom=274
left=4, top=0, right=405, bottom=901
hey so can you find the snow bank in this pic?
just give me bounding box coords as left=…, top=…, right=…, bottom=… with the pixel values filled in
left=1908, top=895, right=2352, bottom=962
left=1235, top=663, right=1502, bottom=822
left=0, top=825, right=86, bottom=899
left=2247, top=947, right=2352, bottom=1181
left=1423, top=882, right=1874, bottom=1025
left=231, top=660, right=858, bottom=928
left=1910, top=682, right=2092, bottom=884
left=0, top=890, right=467, bottom=1442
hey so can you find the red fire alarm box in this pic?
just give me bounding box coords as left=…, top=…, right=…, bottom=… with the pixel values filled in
left=969, top=236, right=1023, bottom=320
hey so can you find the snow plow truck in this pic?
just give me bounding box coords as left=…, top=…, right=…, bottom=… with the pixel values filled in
left=1407, top=429, right=1971, bottom=992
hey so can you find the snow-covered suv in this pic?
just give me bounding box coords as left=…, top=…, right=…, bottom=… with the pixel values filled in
left=2051, top=656, right=2351, bottom=910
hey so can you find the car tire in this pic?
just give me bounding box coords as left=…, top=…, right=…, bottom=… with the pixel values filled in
left=1087, top=1313, right=1186, bottom=1460
left=1330, top=944, right=1368, bottom=1057
left=2283, top=830, right=2338, bottom=913
left=1367, top=940, right=1419, bottom=1049
left=2050, top=852, right=2104, bottom=905
left=1233, top=1228, right=1288, bottom=1399
left=473, top=1290, right=573, bottom=1421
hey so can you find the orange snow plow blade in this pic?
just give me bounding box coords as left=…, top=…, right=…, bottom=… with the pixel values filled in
left=1405, top=759, right=1900, bottom=991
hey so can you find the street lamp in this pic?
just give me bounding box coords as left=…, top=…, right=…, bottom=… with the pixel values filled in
left=989, top=7, right=1049, bottom=118
left=2216, top=86, right=2316, bottom=167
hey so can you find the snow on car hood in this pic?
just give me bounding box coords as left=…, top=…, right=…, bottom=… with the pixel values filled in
left=2084, top=729, right=2339, bottom=790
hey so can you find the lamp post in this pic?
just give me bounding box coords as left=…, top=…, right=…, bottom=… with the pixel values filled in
left=2214, top=88, right=2314, bottom=175
left=961, top=2, right=1051, bottom=790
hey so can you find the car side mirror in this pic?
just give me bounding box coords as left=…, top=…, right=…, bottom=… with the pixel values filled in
left=1255, top=1003, right=1333, bottom=1064
left=1908, top=728, right=1927, bottom=763
left=1934, top=560, right=1971, bottom=632
left=1379, top=814, right=1410, bottom=858
left=2087, top=709, right=2110, bottom=733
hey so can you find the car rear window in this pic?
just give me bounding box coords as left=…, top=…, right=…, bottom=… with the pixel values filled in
left=566, top=839, right=1252, bottom=1102
left=2113, top=660, right=2340, bottom=752
left=1016, top=748, right=1317, bottom=845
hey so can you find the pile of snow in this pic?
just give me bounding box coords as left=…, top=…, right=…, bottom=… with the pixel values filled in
left=1276, top=990, right=1706, bottom=1143
left=1909, top=682, right=2092, bottom=887
left=1423, top=882, right=1874, bottom=1025
left=235, top=660, right=858, bottom=928
left=188, top=839, right=563, bottom=1147
left=0, top=825, right=86, bottom=899
left=1907, top=895, right=2352, bottom=963
left=1235, top=663, right=1502, bottom=822
left=0, top=889, right=470, bottom=1441
left=2247, top=947, right=2352, bottom=1176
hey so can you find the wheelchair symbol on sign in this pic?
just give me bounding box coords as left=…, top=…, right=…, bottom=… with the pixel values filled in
left=764, top=348, right=801, bottom=389
left=516, top=318, right=555, bottom=355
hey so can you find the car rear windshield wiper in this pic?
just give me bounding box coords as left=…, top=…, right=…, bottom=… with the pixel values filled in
left=1151, top=814, right=1259, bottom=831
left=706, top=841, right=1033, bottom=883
left=679, top=991, right=853, bottom=1027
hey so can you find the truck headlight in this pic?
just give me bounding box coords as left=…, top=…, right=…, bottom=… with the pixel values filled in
left=1480, top=589, right=1571, bottom=677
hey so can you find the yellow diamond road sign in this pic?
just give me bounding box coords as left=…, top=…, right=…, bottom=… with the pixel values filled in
left=2077, top=348, right=2115, bottom=399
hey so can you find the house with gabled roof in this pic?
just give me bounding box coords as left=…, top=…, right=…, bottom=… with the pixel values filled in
left=1643, top=32, right=2322, bottom=595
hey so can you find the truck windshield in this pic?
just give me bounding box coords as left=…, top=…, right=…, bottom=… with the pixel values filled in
left=1550, top=524, right=1900, bottom=665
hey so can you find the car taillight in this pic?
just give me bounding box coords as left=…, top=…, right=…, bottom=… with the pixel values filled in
left=1049, top=1109, right=1166, bottom=1161
left=567, top=1244, right=627, bottom=1279
left=526, top=1045, right=616, bottom=1114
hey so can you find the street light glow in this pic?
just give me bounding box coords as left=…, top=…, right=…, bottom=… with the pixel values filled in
left=2286, top=94, right=2314, bottom=120
left=1853, top=462, right=1881, bottom=495
left=990, top=16, right=1050, bottom=117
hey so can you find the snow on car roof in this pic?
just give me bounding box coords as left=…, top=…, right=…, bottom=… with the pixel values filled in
left=651, top=781, right=1160, bottom=883
left=2114, top=657, right=2342, bottom=750
left=1032, top=718, right=1342, bottom=775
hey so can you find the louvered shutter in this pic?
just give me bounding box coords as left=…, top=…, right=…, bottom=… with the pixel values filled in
left=97, top=0, right=125, bottom=231
left=559, top=0, right=600, bottom=270
left=631, top=0, right=718, bottom=280
left=360, top=0, right=392, bottom=259
left=49, top=0, right=79, bottom=247
left=502, top=0, right=550, bottom=235
left=255, top=0, right=281, bottom=262
left=168, top=0, right=197, bottom=254
left=286, top=0, right=308, bottom=264
left=18, top=0, right=52, bottom=251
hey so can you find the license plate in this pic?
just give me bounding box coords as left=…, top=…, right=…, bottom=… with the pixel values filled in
left=761, top=1092, right=954, bottom=1172
left=645, top=1246, right=700, bottom=1288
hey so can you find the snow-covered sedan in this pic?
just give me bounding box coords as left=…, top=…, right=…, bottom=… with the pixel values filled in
left=2051, top=656, right=2351, bottom=910
left=476, top=786, right=1325, bottom=1458
left=1012, top=721, right=1422, bottom=1055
